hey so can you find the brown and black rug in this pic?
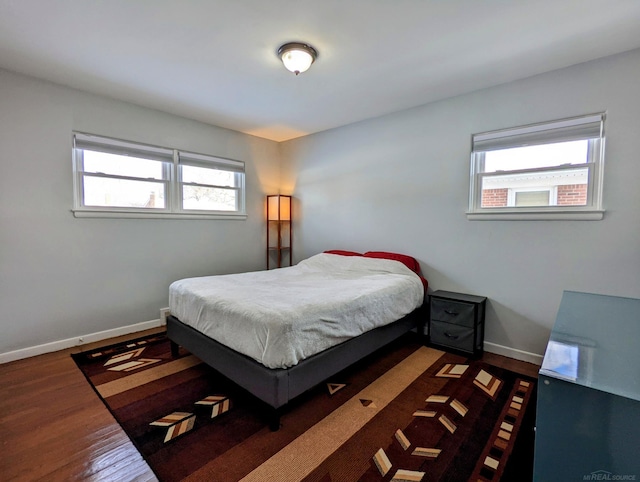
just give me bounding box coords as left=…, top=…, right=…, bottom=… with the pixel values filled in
left=72, top=332, right=536, bottom=482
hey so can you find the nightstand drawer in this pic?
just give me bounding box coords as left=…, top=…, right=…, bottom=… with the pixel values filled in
left=430, top=321, right=474, bottom=352
left=431, top=299, right=475, bottom=327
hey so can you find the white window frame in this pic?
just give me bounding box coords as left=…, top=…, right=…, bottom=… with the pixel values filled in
left=177, top=151, right=245, bottom=215
left=72, top=133, right=246, bottom=219
left=467, top=113, right=606, bottom=221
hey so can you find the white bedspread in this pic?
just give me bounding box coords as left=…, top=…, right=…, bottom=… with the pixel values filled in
left=169, top=253, right=424, bottom=369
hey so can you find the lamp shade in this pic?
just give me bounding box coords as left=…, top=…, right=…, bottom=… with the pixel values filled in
left=267, top=195, right=291, bottom=221
left=277, top=42, right=317, bottom=75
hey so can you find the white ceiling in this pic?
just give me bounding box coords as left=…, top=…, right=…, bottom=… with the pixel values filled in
left=1, top=1, right=640, bottom=142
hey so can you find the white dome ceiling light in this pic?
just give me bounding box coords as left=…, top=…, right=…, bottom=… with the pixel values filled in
left=277, top=42, right=318, bottom=75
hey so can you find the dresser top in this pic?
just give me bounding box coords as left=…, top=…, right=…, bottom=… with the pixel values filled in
left=540, top=290, right=640, bottom=402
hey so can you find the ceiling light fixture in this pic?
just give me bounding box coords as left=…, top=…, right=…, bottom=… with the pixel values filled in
left=277, top=42, right=318, bottom=75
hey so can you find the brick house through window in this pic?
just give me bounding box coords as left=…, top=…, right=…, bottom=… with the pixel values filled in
left=480, top=168, right=588, bottom=208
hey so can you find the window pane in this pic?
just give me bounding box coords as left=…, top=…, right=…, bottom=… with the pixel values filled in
left=83, top=176, right=165, bottom=208
left=480, top=166, right=588, bottom=208
left=83, top=150, right=164, bottom=179
left=515, top=191, right=550, bottom=207
left=181, top=165, right=235, bottom=187
left=182, top=185, right=237, bottom=211
left=483, top=140, right=589, bottom=173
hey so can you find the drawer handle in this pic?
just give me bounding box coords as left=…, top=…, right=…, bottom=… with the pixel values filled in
left=444, top=310, right=459, bottom=316
left=444, top=332, right=459, bottom=340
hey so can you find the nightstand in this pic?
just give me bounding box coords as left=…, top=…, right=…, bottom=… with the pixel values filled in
left=428, top=290, right=486, bottom=356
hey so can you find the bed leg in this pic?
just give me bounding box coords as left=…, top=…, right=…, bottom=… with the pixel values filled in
left=170, top=340, right=180, bottom=358
left=268, top=408, right=282, bottom=432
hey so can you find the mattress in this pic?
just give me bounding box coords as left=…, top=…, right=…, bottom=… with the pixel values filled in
left=169, top=253, right=424, bottom=369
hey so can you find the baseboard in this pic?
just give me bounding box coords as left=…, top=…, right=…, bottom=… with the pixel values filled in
left=0, top=318, right=166, bottom=365
left=484, top=341, right=544, bottom=365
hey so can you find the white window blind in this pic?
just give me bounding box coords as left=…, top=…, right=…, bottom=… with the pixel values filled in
left=74, top=133, right=174, bottom=163
left=178, top=151, right=244, bottom=172
left=472, top=114, right=604, bottom=152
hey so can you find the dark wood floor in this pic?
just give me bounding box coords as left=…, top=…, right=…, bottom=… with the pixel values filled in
left=0, top=330, right=539, bottom=481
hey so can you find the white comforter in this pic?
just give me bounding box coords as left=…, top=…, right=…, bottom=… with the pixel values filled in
left=169, top=253, right=424, bottom=369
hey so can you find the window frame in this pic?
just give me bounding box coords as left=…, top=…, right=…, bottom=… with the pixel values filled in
left=177, top=151, right=245, bottom=215
left=467, top=113, right=606, bottom=221
left=72, top=133, right=246, bottom=219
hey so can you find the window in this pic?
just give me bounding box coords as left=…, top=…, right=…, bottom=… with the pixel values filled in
left=72, top=133, right=245, bottom=219
left=467, top=113, right=605, bottom=220
left=509, top=187, right=556, bottom=207
left=178, top=152, right=244, bottom=212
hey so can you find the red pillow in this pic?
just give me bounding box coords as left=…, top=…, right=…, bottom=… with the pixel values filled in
left=363, top=251, right=420, bottom=273
left=324, top=250, right=363, bottom=257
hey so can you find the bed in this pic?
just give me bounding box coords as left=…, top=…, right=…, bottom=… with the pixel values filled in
left=166, top=250, right=427, bottom=430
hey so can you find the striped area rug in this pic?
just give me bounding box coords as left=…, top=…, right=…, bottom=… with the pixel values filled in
left=72, top=332, right=536, bottom=482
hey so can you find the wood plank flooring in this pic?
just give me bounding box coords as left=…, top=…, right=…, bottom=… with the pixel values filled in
left=0, top=330, right=162, bottom=482
left=0, top=330, right=539, bottom=481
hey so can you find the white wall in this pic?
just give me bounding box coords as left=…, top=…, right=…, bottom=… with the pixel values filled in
left=0, top=69, right=281, bottom=355
left=281, top=49, right=640, bottom=359
left=3, top=49, right=639, bottom=361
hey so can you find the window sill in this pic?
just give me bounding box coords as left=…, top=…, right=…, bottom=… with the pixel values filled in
left=72, top=209, right=247, bottom=220
left=466, top=210, right=604, bottom=221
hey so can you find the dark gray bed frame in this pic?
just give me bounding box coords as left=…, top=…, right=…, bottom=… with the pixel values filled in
left=167, top=307, right=425, bottom=430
